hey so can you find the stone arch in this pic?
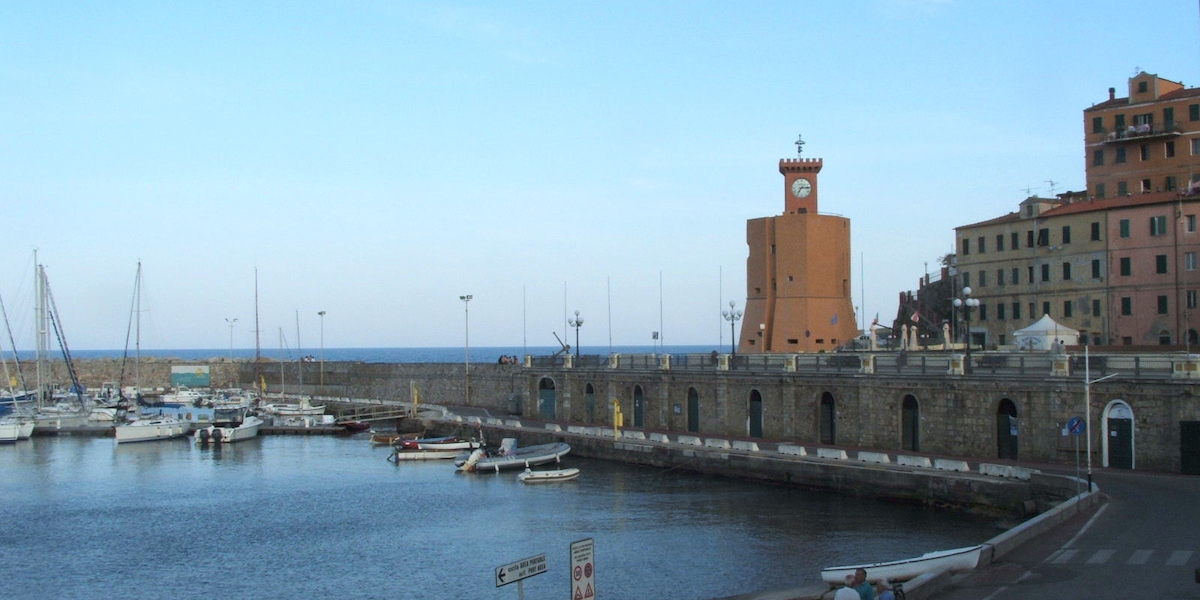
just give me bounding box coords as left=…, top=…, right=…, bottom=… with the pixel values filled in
left=537, top=377, right=557, bottom=421
left=1103, top=400, right=1135, bottom=469
left=749, top=389, right=764, bottom=438
left=1158, top=329, right=1172, bottom=345
left=584, top=383, right=596, bottom=423
left=997, top=398, right=1018, bottom=460
left=819, top=392, right=836, bottom=445
left=633, top=385, right=645, bottom=428
left=686, top=387, right=700, bottom=433
left=901, top=395, right=919, bottom=452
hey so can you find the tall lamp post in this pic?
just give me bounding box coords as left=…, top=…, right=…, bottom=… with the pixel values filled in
left=568, top=310, right=584, bottom=359
left=460, top=295, right=472, bottom=404
left=952, top=287, right=980, bottom=372
left=317, top=311, right=326, bottom=387
left=225, top=318, right=238, bottom=361
left=722, top=301, right=743, bottom=356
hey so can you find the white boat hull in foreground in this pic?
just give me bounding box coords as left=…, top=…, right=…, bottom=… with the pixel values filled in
left=820, top=544, right=983, bottom=585
left=518, top=467, right=580, bottom=483
left=115, top=417, right=189, bottom=444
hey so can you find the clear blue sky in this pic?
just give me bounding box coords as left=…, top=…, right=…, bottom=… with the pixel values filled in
left=3, top=1, right=1198, bottom=351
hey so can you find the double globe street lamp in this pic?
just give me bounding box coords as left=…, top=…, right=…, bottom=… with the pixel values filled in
left=722, top=301, right=743, bottom=356
left=952, top=287, right=980, bottom=373
left=568, top=310, right=584, bottom=359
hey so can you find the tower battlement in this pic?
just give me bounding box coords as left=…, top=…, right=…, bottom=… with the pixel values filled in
left=779, top=158, right=823, bottom=174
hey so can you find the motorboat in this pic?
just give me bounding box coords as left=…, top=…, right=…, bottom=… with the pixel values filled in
left=820, top=545, right=984, bottom=585
left=194, top=406, right=263, bottom=444
left=455, top=438, right=571, bottom=473
left=115, top=415, right=189, bottom=444
left=518, top=467, right=580, bottom=483
left=261, top=396, right=325, bottom=416
left=390, top=438, right=481, bottom=461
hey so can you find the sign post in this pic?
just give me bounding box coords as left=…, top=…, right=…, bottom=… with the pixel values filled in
left=1067, top=416, right=1085, bottom=496
left=495, top=553, right=547, bottom=600
left=570, top=538, right=595, bottom=600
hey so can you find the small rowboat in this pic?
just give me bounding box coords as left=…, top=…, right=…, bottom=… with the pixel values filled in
left=820, top=545, right=983, bottom=585
left=518, top=467, right=580, bottom=483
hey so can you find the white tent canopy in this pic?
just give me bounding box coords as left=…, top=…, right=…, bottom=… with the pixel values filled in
left=1013, top=314, right=1079, bottom=351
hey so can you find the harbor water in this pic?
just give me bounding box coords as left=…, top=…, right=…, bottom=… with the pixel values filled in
left=0, top=435, right=1002, bottom=600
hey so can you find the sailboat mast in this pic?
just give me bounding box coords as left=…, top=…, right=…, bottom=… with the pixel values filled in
left=135, top=262, right=141, bottom=398
left=278, top=327, right=285, bottom=396
left=295, top=310, right=302, bottom=389
left=253, top=268, right=261, bottom=396
left=35, top=253, right=48, bottom=406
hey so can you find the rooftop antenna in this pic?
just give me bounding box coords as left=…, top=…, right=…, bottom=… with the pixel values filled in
left=794, top=134, right=805, bottom=157
left=1045, top=179, right=1059, bottom=197
left=1021, top=185, right=1035, bottom=197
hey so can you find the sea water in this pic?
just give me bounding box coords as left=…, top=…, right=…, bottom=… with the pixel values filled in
left=0, top=435, right=1001, bottom=600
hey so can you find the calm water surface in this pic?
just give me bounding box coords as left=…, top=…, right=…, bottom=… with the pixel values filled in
left=0, top=436, right=1002, bottom=600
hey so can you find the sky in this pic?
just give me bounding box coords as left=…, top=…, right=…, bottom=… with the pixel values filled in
left=3, top=1, right=1199, bottom=351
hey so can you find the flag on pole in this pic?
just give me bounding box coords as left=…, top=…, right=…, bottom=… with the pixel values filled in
left=911, top=309, right=920, bottom=324
left=871, top=313, right=879, bottom=327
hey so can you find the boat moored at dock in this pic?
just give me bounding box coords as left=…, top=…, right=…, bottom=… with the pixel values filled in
left=194, top=406, right=263, bottom=444
left=819, top=544, right=984, bottom=585
left=455, top=438, right=571, bottom=473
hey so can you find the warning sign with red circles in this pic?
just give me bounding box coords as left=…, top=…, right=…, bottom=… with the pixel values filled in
left=570, top=538, right=595, bottom=599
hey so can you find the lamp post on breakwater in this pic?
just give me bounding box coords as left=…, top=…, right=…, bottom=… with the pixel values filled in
left=318, top=311, right=326, bottom=387
left=225, top=317, right=238, bottom=387
left=568, top=310, right=583, bottom=359
left=952, top=287, right=979, bottom=373
left=460, top=295, right=472, bottom=405
left=722, top=301, right=743, bottom=356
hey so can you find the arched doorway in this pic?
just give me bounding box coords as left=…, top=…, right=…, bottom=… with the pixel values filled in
left=584, top=383, right=596, bottom=423
left=1103, top=400, right=1135, bottom=469
left=997, top=398, right=1018, bottom=460
left=538, top=378, right=557, bottom=421
left=1190, top=329, right=1200, bottom=345
left=749, top=390, right=764, bottom=438
left=686, top=388, right=700, bottom=433
left=633, top=386, right=645, bottom=428
left=901, top=396, right=919, bottom=451
left=819, top=393, right=835, bottom=445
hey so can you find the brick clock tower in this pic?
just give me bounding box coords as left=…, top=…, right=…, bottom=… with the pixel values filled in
left=740, top=138, right=858, bottom=353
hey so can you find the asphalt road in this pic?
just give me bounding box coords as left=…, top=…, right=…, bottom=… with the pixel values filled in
left=936, top=468, right=1200, bottom=600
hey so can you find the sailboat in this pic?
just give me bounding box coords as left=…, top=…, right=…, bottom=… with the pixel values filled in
left=0, top=284, right=36, bottom=441
left=259, top=323, right=325, bottom=418
left=116, top=263, right=189, bottom=444
left=30, top=254, right=93, bottom=431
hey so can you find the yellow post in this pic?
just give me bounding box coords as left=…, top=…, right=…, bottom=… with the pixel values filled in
left=612, top=400, right=623, bottom=440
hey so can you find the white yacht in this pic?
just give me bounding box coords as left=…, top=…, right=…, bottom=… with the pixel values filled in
left=115, top=415, right=189, bottom=444
left=194, top=406, right=263, bottom=444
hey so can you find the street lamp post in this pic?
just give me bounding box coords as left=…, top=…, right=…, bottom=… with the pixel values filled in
left=317, top=311, right=326, bottom=387
left=460, top=295, right=472, bottom=404
left=952, top=287, right=980, bottom=373
left=225, top=318, right=238, bottom=361
left=568, top=310, right=584, bottom=359
left=1084, top=345, right=1118, bottom=493
left=722, top=301, right=743, bottom=356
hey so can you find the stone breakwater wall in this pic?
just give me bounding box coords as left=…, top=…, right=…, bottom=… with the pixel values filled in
left=29, top=358, right=521, bottom=409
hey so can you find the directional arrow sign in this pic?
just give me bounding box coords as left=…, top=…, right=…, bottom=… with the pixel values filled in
left=495, top=553, right=547, bottom=588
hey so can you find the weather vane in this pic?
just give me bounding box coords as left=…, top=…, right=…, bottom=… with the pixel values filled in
left=794, top=134, right=805, bottom=157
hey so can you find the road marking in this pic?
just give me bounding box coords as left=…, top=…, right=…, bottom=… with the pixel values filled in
left=1126, top=549, right=1152, bottom=565
left=978, top=503, right=1109, bottom=600
left=1052, top=549, right=1078, bottom=564
left=1167, top=550, right=1194, bottom=566
left=1086, top=549, right=1115, bottom=564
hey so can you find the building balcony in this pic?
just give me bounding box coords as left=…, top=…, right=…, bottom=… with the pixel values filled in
left=1099, top=123, right=1183, bottom=143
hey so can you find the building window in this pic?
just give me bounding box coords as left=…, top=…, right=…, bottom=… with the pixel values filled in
left=1187, top=252, right=1197, bottom=271
left=962, top=271, right=970, bottom=288
left=1027, top=266, right=1034, bottom=283
left=1092, top=299, right=1101, bottom=316
left=1167, top=141, right=1176, bottom=157
left=1193, top=139, right=1200, bottom=155
left=1165, top=107, right=1175, bottom=125
left=1191, top=103, right=1200, bottom=121
left=1189, top=290, right=1198, bottom=310
left=977, top=236, right=986, bottom=253
left=1012, top=302, right=1021, bottom=320
left=996, top=234, right=1004, bottom=251
left=1116, top=114, right=1126, bottom=129
left=1092, top=116, right=1104, bottom=133
left=1062, top=262, right=1072, bottom=280
left=1012, top=267, right=1019, bottom=284
left=1041, top=263, right=1050, bottom=282
left=1095, top=183, right=1106, bottom=199
left=1120, top=256, right=1131, bottom=276
left=1026, top=230, right=1034, bottom=248
left=1140, top=144, right=1150, bottom=161
left=962, top=237, right=970, bottom=255
left=1167, top=176, right=1177, bottom=191
left=1037, top=228, right=1049, bottom=246
left=1061, top=226, right=1071, bottom=244
left=1158, top=295, right=1169, bottom=315
left=1138, top=81, right=1148, bottom=93
left=997, top=303, right=1006, bottom=321
left=1011, top=232, right=1019, bottom=250
left=1117, top=181, right=1128, bottom=196
left=978, top=270, right=987, bottom=287
left=1091, top=222, right=1101, bottom=241
left=978, top=304, right=987, bottom=321
left=1121, top=297, right=1132, bottom=315
left=997, top=269, right=1005, bottom=286
left=1151, top=215, right=1167, bottom=236
left=1119, top=219, right=1130, bottom=238
left=1029, top=302, right=1036, bottom=317
left=1156, top=254, right=1168, bottom=274
left=1042, top=302, right=1050, bottom=316
left=1092, top=259, right=1102, bottom=279
left=1093, top=149, right=1104, bottom=166
left=1189, top=215, right=1197, bottom=233
left=1063, top=300, right=1073, bottom=318
left=1142, top=178, right=1152, bottom=193
left=1116, top=147, right=1127, bottom=163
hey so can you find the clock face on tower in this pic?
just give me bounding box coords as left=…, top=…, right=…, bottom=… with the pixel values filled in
left=791, top=177, right=812, bottom=198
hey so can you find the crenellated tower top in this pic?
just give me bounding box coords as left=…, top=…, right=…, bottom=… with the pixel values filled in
left=779, top=157, right=822, bottom=214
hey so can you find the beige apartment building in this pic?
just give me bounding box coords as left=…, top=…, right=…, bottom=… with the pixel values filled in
left=948, top=72, right=1200, bottom=348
